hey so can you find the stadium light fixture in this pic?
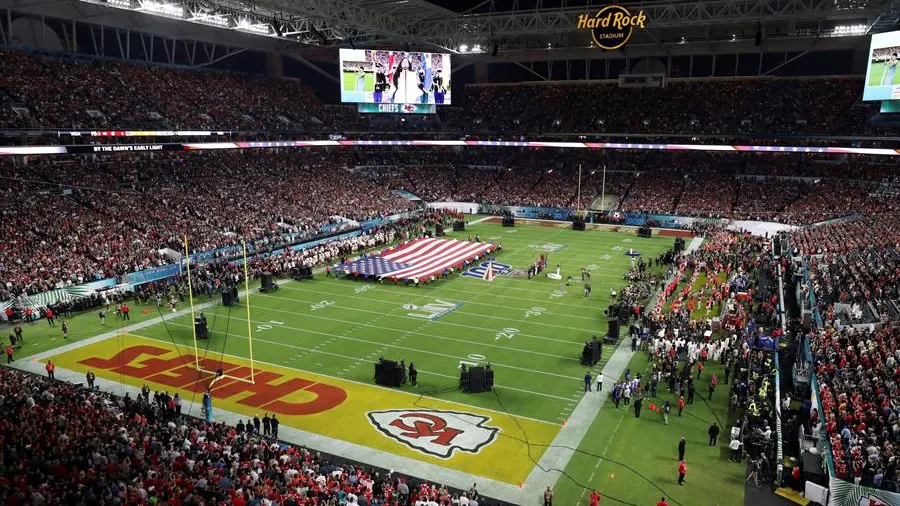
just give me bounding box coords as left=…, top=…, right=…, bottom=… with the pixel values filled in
left=472, top=44, right=482, bottom=53
left=834, top=24, right=867, bottom=35
left=137, top=0, right=185, bottom=18
left=235, top=17, right=271, bottom=35
left=188, top=13, right=231, bottom=28
left=731, top=34, right=737, bottom=41
left=458, top=44, right=468, bottom=53
left=106, top=0, right=133, bottom=7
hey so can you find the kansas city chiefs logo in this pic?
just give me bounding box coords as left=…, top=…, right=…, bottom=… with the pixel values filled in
left=367, top=409, right=499, bottom=459
left=402, top=104, right=416, bottom=113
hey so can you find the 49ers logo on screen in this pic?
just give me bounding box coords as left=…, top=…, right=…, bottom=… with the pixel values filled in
left=367, top=409, right=499, bottom=459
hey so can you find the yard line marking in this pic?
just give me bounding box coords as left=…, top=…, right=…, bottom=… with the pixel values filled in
left=260, top=291, right=597, bottom=339
left=285, top=283, right=601, bottom=321
left=204, top=303, right=582, bottom=359
left=136, top=323, right=576, bottom=403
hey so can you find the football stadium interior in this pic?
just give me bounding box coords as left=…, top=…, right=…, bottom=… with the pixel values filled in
left=1, top=0, right=899, bottom=505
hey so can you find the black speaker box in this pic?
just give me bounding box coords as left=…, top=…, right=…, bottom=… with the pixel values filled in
left=502, top=216, right=515, bottom=227
left=469, top=366, right=487, bottom=393
left=194, top=320, right=209, bottom=339
left=374, top=360, right=403, bottom=387
left=606, top=318, right=620, bottom=342
left=573, top=220, right=586, bottom=231
left=222, top=287, right=238, bottom=306
left=435, top=224, right=445, bottom=236
left=453, top=220, right=465, bottom=231
left=293, top=266, right=313, bottom=281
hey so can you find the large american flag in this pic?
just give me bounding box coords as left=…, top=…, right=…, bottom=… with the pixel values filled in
left=338, top=238, right=495, bottom=281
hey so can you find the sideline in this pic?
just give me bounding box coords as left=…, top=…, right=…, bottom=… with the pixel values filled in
left=518, top=236, right=703, bottom=504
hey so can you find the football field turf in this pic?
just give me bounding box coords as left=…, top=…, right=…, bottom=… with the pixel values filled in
left=17, top=221, right=744, bottom=504
left=868, top=61, right=900, bottom=86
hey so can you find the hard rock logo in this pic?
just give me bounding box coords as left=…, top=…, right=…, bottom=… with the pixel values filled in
left=577, top=5, right=648, bottom=51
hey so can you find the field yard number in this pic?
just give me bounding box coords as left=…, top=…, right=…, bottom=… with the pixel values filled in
left=611, top=245, right=623, bottom=251
left=256, top=320, right=284, bottom=332
left=550, top=288, right=567, bottom=299
left=354, top=285, right=374, bottom=294
left=495, top=327, right=520, bottom=340
left=525, top=307, right=546, bottom=318
left=310, top=300, right=335, bottom=311
left=600, top=254, right=612, bottom=261
left=459, top=353, right=487, bottom=369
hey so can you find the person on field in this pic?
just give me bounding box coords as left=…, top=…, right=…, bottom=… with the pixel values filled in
left=584, top=371, right=592, bottom=392
left=678, top=460, right=687, bottom=485
left=46, top=360, right=55, bottom=379
left=708, top=423, right=720, bottom=446
left=678, top=436, right=686, bottom=460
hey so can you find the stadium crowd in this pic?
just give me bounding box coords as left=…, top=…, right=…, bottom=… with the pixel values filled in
left=2, top=147, right=897, bottom=303
left=0, top=152, right=415, bottom=301
left=0, top=367, right=487, bottom=506
left=0, top=48, right=890, bottom=136
left=784, top=212, right=900, bottom=490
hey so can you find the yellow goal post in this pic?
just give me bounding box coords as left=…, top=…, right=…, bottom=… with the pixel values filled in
left=184, top=235, right=256, bottom=386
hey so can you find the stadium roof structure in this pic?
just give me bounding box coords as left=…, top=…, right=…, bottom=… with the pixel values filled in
left=0, top=0, right=893, bottom=62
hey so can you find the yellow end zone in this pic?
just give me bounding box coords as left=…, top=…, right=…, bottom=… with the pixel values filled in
left=48, top=334, right=559, bottom=484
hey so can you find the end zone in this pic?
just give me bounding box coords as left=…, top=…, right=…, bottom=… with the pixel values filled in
left=43, top=334, right=558, bottom=486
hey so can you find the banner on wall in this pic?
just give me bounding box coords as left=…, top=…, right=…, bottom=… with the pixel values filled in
left=125, top=264, right=182, bottom=286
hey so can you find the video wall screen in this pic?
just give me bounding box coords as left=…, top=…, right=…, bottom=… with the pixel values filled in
left=863, top=30, right=900, bottom=101
left=339, top=49, right=451, bottom=105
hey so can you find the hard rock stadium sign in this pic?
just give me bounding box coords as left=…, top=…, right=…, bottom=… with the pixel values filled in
left=577, top=5, right=648, bottom=51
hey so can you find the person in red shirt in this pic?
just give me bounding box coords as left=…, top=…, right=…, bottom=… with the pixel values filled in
left=24, top=307, right=34, bottom=324
left=44, top=308, right=54, bottom=325
left=122, top=304, right=130, bottom=320
left=656, top=497, right=669, bottom=506
left=5, top=344, right=13, bottom=363
left=46, top=360, right=55, bottom=379
left=589, top=490, right=600, bottom=506
left=677, top=395, right=686, bottom=417
left=678, top=460, right=687, bottom=485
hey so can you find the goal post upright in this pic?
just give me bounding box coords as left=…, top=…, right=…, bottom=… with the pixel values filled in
left=184, top=234, right=201, bottom=373
left=241, top=240, right=256, bottom=384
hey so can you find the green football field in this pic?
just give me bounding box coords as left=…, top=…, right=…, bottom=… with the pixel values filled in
left=868, top=61, right=900, bottom=86
left=11, top=221, right=745, bottom=505
left=343, top=71, right=374, bottom=92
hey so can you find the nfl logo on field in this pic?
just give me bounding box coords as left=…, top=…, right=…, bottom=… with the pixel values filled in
left=367, top=409, right=499, bottom=458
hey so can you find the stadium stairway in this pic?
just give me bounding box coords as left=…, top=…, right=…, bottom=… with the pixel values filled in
left=774, top=487, right=811, bottom=506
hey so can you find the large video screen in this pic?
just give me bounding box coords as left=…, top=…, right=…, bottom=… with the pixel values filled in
left=863, top=30, right=900, bottom=101
left=339, top=49, right=451, bottom=105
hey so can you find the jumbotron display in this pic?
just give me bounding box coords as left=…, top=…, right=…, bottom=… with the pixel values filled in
left=863, top=30, right=900, bottom=101
left=339, top=49, right=451, bottom=105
